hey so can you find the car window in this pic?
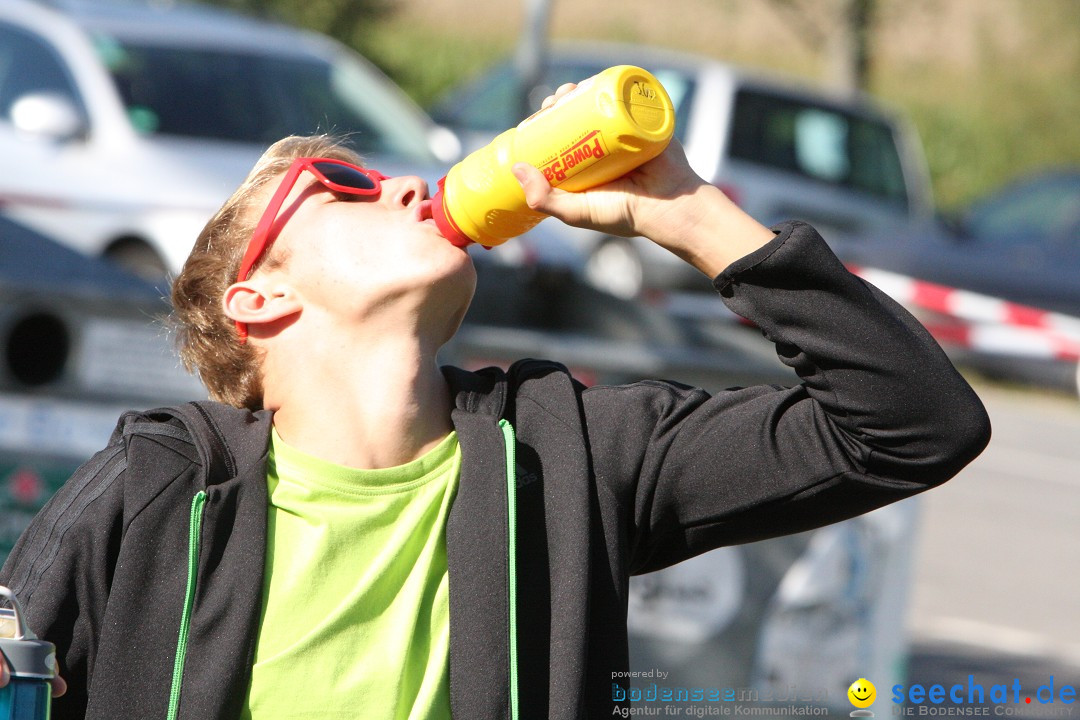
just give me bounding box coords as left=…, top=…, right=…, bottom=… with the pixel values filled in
left=93, top=35, right=437, bottom=162
left=965, top=174, right=1080, bottom=245
left=729, top=89, right=908, bottom=207
left=0, top=23, right=82, bottom=121
left=432, top=61, right=695, bottom=144
left=433, top=64, right=519, bottom=132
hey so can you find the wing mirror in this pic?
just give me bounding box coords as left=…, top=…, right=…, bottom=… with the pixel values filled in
left=10, top=92, right=86, bottom=141
left=427, top=124, right=463, bottom=164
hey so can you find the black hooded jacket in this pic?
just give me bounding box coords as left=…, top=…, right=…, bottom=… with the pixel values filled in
left=0, top=222, right=991, bottom=719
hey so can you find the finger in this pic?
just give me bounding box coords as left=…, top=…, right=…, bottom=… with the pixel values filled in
left=512, top=163, right=589, bottom=225
left=0, top=658, right=9, bottom=688
left=553, top=82, right=577, bottom=98
left=540, top=82, right=578, bottom=109
left=512, top=163, right=556, bottom=213
left=51, top=673, right=67, bottom=698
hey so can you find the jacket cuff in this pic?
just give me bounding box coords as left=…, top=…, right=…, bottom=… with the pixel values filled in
left=710, top=221, right=807, bottom=296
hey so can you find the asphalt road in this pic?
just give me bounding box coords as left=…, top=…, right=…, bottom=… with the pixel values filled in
left=906, top=377, right=1080, bottom=697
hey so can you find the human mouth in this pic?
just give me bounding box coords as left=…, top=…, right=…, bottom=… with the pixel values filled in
left=417, top=199, right=437, bottom=226
left=417, top=197, right=469, bottom=249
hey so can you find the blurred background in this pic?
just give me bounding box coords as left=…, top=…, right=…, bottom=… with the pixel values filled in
left=1, top=0, right=1077, bottom=714
left=304, top=0, right=1080, bottom=213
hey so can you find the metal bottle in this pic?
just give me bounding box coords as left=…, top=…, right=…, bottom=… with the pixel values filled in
left=0, top=587, right=55, bottom=720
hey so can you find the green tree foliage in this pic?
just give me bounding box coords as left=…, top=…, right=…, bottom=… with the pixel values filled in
left=201, top=0, right=504, bottom=110
left=207, top=0, right=396, bottom=71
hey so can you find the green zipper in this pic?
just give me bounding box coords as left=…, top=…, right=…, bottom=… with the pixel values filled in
left=167, top=491, right=206, bottom=720
left=498, top=419, right=520, bottom=720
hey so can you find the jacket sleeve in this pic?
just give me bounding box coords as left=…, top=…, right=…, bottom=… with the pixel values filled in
left=0, top=436, right=128, bottom=720
left=581, top=221, right=991, bottom=574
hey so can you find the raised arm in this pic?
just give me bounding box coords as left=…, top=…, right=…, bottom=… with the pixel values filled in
left=513, top=85, right=991, bottom=573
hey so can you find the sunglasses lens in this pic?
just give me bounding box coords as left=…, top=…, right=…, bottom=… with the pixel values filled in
left=313, top=162, right=379, bottom=191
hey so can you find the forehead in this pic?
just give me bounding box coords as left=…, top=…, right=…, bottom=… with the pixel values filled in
left=246, top=162, right=318, bottom=219
left=236, top=170, right=285, bottom=233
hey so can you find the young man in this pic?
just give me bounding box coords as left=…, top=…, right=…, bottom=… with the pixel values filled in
left=0, top=86, right=989, bottom=719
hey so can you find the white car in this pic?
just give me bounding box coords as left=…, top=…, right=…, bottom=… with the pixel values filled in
left=0, top=0, right=461, bottom=279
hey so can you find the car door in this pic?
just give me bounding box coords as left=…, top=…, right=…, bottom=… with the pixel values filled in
left=922, top=175, right=1080, bottom=316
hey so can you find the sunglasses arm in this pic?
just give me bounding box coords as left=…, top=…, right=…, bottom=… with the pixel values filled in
left=236, top=162, right=304, bottom=284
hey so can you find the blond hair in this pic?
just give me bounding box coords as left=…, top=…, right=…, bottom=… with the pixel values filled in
left=171, top=135, right=363, bottom=410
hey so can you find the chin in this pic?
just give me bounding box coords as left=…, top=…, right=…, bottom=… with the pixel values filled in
left=443, top=261, right=478, bottom=318
left=432, top=243, right=476, bottom=289
left=427, top=260, right=476, bottom=340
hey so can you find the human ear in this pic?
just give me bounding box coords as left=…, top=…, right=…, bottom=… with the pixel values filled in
left=223, top=280, right=302, bottom=331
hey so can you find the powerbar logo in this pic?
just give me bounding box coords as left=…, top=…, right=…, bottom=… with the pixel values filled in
left=540, top=131, right=608, bottom=184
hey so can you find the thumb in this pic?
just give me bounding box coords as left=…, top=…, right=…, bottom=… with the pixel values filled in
left=51, top=671, right=67, bottom=698
left=512, top=163, right=575, bottom=219
left=512, top=162, right=552, bottom=211
left=512, top=162, right=635, bottom=236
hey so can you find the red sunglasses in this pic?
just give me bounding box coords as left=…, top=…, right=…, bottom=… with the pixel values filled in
left=234, top=157, right=388, bottom=341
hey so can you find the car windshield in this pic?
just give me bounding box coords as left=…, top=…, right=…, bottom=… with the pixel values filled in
left=729, top=90, right=908, bottom=207
left=92, top=34, right=438, bottom=162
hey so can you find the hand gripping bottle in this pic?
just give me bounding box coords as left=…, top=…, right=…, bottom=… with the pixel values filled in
left=431, top=65, right=676, bottom=248
left=0, top=587, right=55, bottom=720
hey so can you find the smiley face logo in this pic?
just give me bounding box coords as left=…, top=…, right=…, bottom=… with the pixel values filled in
left=848, top=678, right=877, bottom=708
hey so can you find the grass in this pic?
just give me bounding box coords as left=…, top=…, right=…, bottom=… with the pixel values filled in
left=875, top=53, right=1080, bottom=209
left=365, top=26, right=512, bottom=114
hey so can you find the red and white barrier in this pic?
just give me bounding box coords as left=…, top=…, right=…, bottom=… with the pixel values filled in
left=847, top=266, right=1080, bottom=363
left=655, top=267, right=1080, bottom=364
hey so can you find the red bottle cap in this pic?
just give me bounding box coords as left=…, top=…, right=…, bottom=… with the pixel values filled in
left=431, top=177, right=474, bottom=248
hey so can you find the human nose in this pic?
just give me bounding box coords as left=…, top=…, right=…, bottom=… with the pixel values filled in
left=382, top=175, right=429, bottom=208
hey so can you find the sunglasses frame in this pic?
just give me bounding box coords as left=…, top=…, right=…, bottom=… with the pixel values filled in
left=234, top=157, right=387, bottom=341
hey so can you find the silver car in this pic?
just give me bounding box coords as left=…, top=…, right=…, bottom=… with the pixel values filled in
left=0, top=0, right=461, bottom=278
left=432, top=40, right=937, bottom=298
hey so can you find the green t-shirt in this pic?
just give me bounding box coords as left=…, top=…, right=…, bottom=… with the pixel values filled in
left=241, top=428, right=461, bottom=720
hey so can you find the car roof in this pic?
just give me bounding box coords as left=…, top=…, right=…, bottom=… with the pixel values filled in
left=24, top=0, right=332, bottom=57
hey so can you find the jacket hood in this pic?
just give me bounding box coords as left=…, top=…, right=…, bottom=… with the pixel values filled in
left=113, top=402, right=272, bottom=485
left=442, top=364, right=510, bottom=418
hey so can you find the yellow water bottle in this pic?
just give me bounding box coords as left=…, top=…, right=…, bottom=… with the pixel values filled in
left=431, top=65, right=676, bottom=248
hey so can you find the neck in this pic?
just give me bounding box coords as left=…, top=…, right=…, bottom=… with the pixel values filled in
left=265, top=331, right=454, bottom=469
